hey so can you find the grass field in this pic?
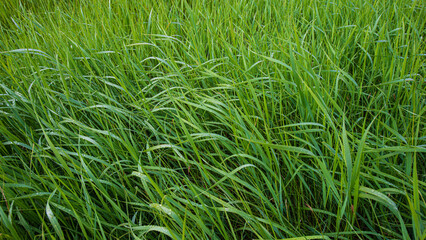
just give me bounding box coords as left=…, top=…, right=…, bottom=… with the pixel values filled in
left=0, top=0, right=425, bottom=239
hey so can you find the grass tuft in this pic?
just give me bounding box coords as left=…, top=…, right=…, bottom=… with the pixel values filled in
left=1, top=0, right=425, bottom=239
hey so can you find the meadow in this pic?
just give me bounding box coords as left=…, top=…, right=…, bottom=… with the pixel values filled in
left=0, top=0, right=425, bottom=239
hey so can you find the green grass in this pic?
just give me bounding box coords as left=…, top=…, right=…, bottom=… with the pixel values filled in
left=0, top=0, right=425, bottom=239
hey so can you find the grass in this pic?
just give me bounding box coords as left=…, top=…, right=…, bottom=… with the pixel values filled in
left=0, top=0, right=425, bottom=239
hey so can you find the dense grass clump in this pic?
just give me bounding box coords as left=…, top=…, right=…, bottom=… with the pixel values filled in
left=0, top=0, right=425, bottom=239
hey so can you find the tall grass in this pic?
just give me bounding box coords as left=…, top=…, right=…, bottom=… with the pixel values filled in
left=0, top=0, right=425, bottom=239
